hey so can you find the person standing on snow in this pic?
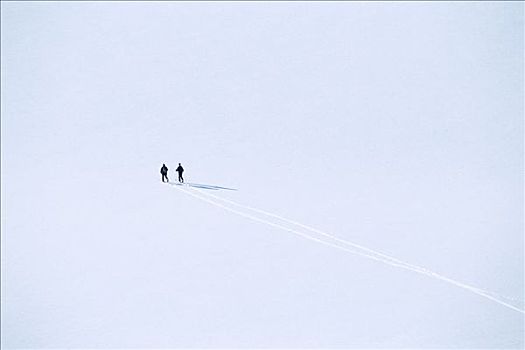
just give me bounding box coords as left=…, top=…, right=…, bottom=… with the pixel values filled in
left=176, top=163, right=184, bottom=183
left=160, top=163, right=169, bottom=183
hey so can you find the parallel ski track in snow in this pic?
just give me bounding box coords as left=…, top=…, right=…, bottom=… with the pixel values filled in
left=189, top=185, right=523, bottom=305
left=170, top=183, right=524, bottom=314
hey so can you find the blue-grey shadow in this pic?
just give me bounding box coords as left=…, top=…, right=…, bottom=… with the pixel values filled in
left=170, top=182, right=237, bottom=191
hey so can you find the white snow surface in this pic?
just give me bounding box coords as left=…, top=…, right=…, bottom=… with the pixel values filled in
left=1, top=2, right=524, bottom=348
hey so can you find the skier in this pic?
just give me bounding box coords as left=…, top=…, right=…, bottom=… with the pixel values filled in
left=176, top=163, right=184, bottom=183
left=160, top=163, right=169, bottom=183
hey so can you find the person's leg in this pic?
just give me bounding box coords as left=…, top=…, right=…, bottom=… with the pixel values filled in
left=162, top=174, right=164, bottom=182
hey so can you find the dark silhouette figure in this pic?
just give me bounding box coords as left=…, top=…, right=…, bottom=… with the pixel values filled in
left=176, top=163, right=184, bottom=183
left=160, top=163, right=169, bottom=183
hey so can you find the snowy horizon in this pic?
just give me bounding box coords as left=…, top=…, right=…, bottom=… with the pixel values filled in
left=1, top=1, right=523, bottom=348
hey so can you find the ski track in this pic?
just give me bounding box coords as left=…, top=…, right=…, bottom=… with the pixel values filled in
left=189, top=185, right=523, bottom=305
left=170, top=183, right=525, bottom=314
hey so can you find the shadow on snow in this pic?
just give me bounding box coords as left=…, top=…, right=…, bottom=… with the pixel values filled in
left=169, top=182, right=237, bottom=191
